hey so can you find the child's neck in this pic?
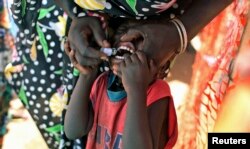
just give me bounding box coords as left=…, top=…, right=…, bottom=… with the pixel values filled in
left=109, top=74, right=124, bottom=91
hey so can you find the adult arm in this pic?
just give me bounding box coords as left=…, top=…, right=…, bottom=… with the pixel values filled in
left=120, top=0, right=234, bottom=65
left=54, top=0, right=109, bottom=74
left=180, top=0, right=233, bottom=40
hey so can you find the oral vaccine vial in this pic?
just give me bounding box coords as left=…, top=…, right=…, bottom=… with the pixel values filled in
left=100, top=48, right=117, bottom=56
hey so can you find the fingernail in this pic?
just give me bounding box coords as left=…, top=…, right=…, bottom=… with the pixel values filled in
left=120, top=35, right=125, bottom=40
left=103, top=40, right=110, bottom=48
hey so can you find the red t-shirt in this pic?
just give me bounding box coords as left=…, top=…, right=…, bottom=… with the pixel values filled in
left=86, top=72, right=178, bottom=149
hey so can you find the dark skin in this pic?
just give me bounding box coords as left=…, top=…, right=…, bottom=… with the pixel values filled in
left=65, top=41, right=170, bottom=148
left=58, top=0, right=233, bottom=148
left=54, top=0, right=110, bottom=74
left=120, top=0, right=234, bottom=67
left=119, top=52, right=169, bottom=149
left=64, top=23, right=173, bottom=148
left=55, top=0, right=233, bottom=73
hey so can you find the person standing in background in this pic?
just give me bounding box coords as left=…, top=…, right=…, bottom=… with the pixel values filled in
left=7, top=0, right=234, bottom=148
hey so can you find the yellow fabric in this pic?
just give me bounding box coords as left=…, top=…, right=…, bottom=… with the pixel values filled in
left=74, top=0, right=106, bottom=10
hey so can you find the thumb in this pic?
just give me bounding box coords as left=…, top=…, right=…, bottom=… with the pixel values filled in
left=120, top=28, right=143, bottom=42
left=102, top=40, right=111, bottom=48
left=89, top=19, right=109, bottom=47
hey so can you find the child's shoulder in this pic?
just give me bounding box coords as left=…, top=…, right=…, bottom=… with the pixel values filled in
left=146, top=79, right=172, bottom=106
left=149, top=79, right=171, bottom=92
left=95, top=72, right=109, bottom=82
left=91, top=72, right=109, bottom=90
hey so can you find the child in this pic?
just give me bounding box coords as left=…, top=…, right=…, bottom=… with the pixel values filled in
left=64, top=24, right=178, bottom=149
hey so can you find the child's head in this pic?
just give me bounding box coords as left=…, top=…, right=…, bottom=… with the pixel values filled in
left=108, top=21, right=178, bottom=79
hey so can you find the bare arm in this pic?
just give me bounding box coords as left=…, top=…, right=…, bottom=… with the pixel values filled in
left=124, top=88, right=169, bottom=149
left=120, top=51, right=169, bottom=149
left=180, top=0, right=233, bottom=40
left=63, top=46, right=98, bottom=139
left=64, top=74, right=95, bottom=139
left=121, top=0, right=234, bottom=64
left=123, top=88, right=152, bottom=149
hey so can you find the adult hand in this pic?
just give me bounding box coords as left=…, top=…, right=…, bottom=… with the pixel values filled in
left=67, top=17, right=110, bottom=74
left=119, top=51, right=157, bottom=92
left=120, top=22, right=180, bottom=67
left=65, top=40, right=97, bottom=76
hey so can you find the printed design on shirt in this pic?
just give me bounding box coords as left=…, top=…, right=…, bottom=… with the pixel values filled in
left=74, top=0, right=106, bottom=10
left=93, top=124, right=123, bottom=148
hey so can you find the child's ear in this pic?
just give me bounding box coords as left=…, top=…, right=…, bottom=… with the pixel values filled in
left=157, top=60, right=171, bottom=79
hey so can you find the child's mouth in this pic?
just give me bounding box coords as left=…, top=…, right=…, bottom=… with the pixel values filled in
left=113, top=42, right=135, bottom=60
left=114, top=45, right=135, bottom=60
left=109, top=42, right=135, bottom=74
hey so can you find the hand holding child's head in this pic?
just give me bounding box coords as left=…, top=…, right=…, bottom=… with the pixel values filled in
left=66, top=17, right=110, bottom=74
left=110, top=21, right=179, bottom=79
left=64, top=40, right=99, bottom=75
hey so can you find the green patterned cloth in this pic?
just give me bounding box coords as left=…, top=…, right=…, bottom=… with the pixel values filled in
left=7, top=0, right=192, bottom=148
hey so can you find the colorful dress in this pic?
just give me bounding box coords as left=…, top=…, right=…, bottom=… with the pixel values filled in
left=0, top=0, right=12, bottom=145
left=5, top=0, right=76, bottom=148
left=7, top=0, right=192, bottom=148
left=72, top=0, right=192, bottom=19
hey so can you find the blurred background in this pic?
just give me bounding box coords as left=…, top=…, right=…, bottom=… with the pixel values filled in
left=0, top=0, right=249, bottom=149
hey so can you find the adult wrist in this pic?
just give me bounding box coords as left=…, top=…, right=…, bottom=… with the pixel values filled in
left=170, top=18, right=188, bottom=54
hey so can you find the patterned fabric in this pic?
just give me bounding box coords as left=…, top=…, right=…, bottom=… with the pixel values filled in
left=7, top=0, right=191, bottom=148
left=175, top=1, right=249, bottom=148
left=72, top=0, right=192, bottom=20
left=87, top=72, right=177, bottom=149
left=0, top=0, right=10, bottom=29
left=0, top=0, right=12, bottom=143
left=6, top=0, right=79, bottom=148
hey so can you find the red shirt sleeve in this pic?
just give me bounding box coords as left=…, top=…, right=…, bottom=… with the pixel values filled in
left=90, top=72, right=108, bottom=106
left=146, top=80, right=178, bottom=149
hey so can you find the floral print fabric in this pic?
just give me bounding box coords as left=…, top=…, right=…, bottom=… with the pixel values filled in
left=7, top=0, right=192, bottom=148
left=73, top=0, right=192, bottom=20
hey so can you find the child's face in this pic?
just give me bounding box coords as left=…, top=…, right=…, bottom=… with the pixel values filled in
left=109, top=41, right=136, bottom=74
left=109, top=22, right=176, bottom=77
left=109, top=40, right=169, bottom=76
